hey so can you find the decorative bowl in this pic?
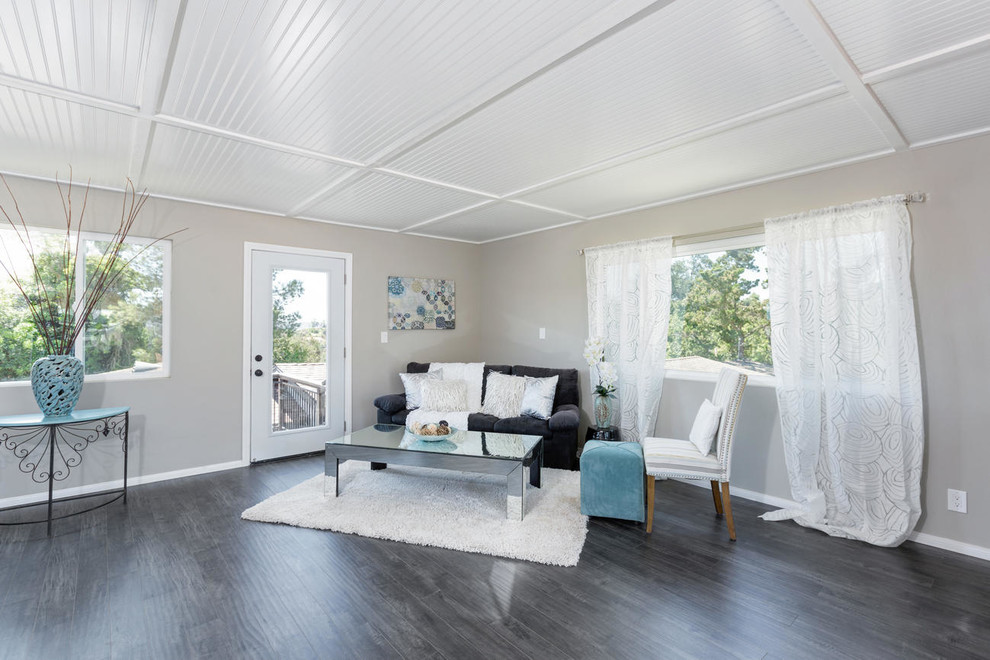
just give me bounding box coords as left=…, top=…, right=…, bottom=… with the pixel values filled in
left=408, top=428, right=459, bottom=442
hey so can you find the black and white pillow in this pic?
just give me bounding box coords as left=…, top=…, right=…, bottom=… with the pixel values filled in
left=482, top=372, right=527, bottom=418
left=520, top=375, right=558, bottom=420
left=399, top=370, right=441, bottom=410
left=420, top=379, right=469, bottom=412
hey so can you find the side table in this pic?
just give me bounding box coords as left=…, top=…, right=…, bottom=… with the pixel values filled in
left=0, top=407, right=129, bottom=536
left=586, top=426, right=621, bottom=442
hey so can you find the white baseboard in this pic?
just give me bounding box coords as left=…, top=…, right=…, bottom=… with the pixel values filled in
left=906, top=531, right=990, bottom=562
left=0, top=459, right=247, bottom=510
left=673, top=477, right=798, bottom=509
left=673, top=478, right=990, bottom=562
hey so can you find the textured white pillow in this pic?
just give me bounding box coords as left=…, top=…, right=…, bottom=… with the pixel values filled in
left=420, top=379, right=469, bottom=412
left=429, top=362, right=485, bottom=412
left=399, top=370, right=441, bottom=410
left=520, top=375, right=558, bottom=420
left=689, top=399, right=723, bottom=456
left=482, top=372, right=527, bottom=418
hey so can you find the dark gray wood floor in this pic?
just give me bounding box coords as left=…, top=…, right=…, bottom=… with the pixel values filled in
left=1, top=456, right=988, bottom=659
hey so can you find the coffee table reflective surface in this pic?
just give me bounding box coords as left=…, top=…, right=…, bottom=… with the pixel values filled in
left=325, top=424, right=543, bottom=520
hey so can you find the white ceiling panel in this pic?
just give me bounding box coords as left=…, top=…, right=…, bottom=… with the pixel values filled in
left=0, top=0, right=155, bottom=105
left=518, top=94, right=890, bottom=218
left=813, top=0, right=990, bottom=74
left=387, top=0, right=838, bottom=196
left=872, top=47, right=990, bottom=144
left=301, top=172, right=490, bottom=231
left=2, top=1, right=990, bottom=243
left=161, top=0, right=655, bottom=161
left=141, top=124, right=355, bottom=214
left=415, top=203, right=576, bottom=243
left=0, top=86, right=138, bottom=185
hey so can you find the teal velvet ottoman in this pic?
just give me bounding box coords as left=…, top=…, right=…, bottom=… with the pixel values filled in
left=580, top=440, right=646, bottom=524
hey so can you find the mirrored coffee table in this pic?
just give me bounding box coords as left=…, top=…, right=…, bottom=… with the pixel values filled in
left=325, top=424, right=543, bottom=520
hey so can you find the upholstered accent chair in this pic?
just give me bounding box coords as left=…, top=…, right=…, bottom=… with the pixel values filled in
left=642, top=368, right=748, bottom=540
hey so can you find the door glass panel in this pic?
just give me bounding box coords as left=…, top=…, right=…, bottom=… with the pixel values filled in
left=271, top=268, right=328, bottom=433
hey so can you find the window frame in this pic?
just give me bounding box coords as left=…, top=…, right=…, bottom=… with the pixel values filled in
left=665, top=231, right=776, bottom=388
left=0, top=226, right=172, bottom=387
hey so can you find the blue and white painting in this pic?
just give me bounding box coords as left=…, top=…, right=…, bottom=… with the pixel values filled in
left=388, top=276, right=455, bottom=330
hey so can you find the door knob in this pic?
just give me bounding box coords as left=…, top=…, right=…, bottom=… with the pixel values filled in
left=254, top=369, right=263, bottom=377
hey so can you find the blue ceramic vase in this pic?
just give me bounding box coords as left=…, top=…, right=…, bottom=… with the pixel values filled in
left=30, top=355, right=85, bottom=417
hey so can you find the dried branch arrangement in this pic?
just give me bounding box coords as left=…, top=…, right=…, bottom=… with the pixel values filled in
left=0, top=172, right=178, bottom=356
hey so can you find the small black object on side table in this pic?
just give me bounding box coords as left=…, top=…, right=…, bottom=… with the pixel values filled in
left=586, top=426, right=621, bottom=442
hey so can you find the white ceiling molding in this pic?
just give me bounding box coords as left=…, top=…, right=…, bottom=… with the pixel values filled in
left=777, top=0, right=908, bottom=150
left=0, top=0, right=988, bottom=243
left=131, top=0, right=187, bottom=180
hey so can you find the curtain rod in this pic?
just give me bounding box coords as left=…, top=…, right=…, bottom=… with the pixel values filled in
left=576, top=192, right=927, bottom=255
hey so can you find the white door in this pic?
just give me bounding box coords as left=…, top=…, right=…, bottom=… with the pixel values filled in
left=249, top=249, right=346, bottom=461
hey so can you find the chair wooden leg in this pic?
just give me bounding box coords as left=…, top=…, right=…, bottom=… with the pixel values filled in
left=645, top=475, right=655, bottom=533
left=710, top=480, right=723, bottom=516
left=720, top=481, right=736, bottom=541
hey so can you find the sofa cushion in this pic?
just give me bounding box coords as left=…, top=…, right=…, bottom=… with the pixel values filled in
left=482, top=364, right=511, bottom=403
left=373, top=393, right=407, bottom=415
left=467, top=412, right=500, bottom=432
left=428, top=363, right=485, bottom=412
left=420, top=379, right=469, bottom=412
left=482, top=372, right=527, bottom=418
left=520, top=375, right=558, bottom=420
left=511, top=365, right=579, bottom=408
left=399, top=370, right=441, bottom=409
left=493, top=415, right=550, bottom=437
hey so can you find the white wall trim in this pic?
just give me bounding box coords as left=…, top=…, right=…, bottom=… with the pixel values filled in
left=664, top=369, right=777, bottom=388
left=675, top=478, right=990, bottom=562
left=907, top=531, right=990, bottom=562
left=242, top=242, right=353, bottom=465
left=0, top=459, right=246, bottom=510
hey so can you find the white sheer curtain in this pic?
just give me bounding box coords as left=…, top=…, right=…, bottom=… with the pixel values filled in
left=585, top=236, right=672, bottom=443
left=760, top=196, right=924, bottom=546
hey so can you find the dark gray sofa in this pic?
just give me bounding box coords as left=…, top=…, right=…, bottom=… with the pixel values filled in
left=373, top=362, right=580, bottom=470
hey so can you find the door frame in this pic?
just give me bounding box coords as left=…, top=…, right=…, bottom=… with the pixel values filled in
left=241, top=242, right=352, bottom=464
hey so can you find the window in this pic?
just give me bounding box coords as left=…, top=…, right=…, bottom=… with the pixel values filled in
left=0, top=227, right=170, bottom=383
left=666, top=235, right=772, bottom=378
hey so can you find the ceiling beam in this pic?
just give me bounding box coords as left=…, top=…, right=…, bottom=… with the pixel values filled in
left=0, top=72, right=137, bottom=114
left=777, top=0, right=908, bottom=150
left=131, top=0, right=187, bottom=181
left=862, top=32, right=990, bottom=84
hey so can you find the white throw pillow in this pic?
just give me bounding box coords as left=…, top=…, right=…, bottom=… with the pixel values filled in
left=689, top=399, right=723, bottom=456
left=519, top=375, right=558, bottom=420
left=420, top=379, right=469, bottom=412
left=399, top=370, right=441, bottom=410
left=428, top=362, right=485, bottom=412
left=482, top=372, right=527, bottom=418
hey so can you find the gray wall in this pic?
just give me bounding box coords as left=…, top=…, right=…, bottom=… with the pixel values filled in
left=3, top=133, right=987, bottom=551
left=0, top=177, right=482, bottom=497
left=479, top=133, right=990, bottom=549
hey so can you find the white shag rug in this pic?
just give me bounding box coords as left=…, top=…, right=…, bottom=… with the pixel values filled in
left=242, top=461, right=587, bottom=566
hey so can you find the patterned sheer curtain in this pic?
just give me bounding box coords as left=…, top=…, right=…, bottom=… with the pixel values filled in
left=585, top=236, right=672, bottom=443
left=760, top=196, right=924, bottom=546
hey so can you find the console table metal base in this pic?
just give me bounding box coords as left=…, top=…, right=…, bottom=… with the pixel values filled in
left=0, top=408, right=129, bottom=537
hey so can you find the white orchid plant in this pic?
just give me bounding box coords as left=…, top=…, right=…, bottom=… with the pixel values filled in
left=583, top=336, right=617, bottom=398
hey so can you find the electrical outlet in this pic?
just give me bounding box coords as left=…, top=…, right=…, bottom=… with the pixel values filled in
left=539, top=327, right=546, bottom=340
left=948, top=489, right=967, bottom=513
left=380, top=331, right=388, bottom=344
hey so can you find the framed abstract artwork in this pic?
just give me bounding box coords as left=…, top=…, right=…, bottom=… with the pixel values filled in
left=388, top=276, right=455, bottom=330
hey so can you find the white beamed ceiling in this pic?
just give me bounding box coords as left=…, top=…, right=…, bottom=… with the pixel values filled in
left=1, top=0, right=989, bottom=243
